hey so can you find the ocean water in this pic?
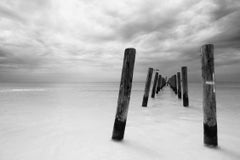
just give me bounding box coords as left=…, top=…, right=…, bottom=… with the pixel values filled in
left=0, top=82, right=239, bottom=160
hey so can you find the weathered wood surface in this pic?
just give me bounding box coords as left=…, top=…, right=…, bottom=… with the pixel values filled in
left=151, top=71, right=159, bottom=98
left=142, top=68, right=153, bottom=107
left=181, top=66, right=189, bottom=107
left=201, top=44, right=218, bottom=146
left=174, top=74, right=177, bottom=94
left=112, top=48, right=136, bottom=141
left=156, top=74, right=162, bottom=94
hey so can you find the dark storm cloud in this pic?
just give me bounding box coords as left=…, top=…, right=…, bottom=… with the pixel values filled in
left=176, top=4, right=240, bottom=72
left=0, top=4, right=25, bottom=22
left=209, top=12, right=240, bottom=49
left=211, top=0, right=240, bottom=20
left=146, top=0, right=240, bottom=76
left=115, top=13, right=177, bottom=41
left=108, top=0, right=198, bottom=41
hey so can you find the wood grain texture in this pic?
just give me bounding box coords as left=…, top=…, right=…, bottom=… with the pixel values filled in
left=142, top=68, right=153, bottom=107
left=174, top=75, right=177, bottom=95
left=201, top=44, right=218, bottom=146
left=151, top=72, right=159, bottom=98
left=112, top=48, right=136, bottom=141
left=181, top=66, right=189, bottom=107
left=177, top=72, right=182, bottom=99
left=156, top=74, right=162, bottom=94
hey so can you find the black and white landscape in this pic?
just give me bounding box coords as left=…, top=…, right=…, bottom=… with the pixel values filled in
left=0, top=0, right=239, bottom=159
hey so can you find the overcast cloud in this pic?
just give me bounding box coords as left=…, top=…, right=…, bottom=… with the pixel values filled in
left=0, top=0, right=239, bottom=82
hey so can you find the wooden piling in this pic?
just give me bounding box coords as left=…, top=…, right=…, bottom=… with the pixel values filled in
left=201, top=44, right=218, bottom=146
left=170, top=76, right=174, bottom=92
left=181, top=67, right=189, bottom=107
left=142, top=68, right=153, bottom=107
left=151, top=71, right=159, bottom=98
left=174, top=75, right=177, bottom=94
left=156, top=75, right=162, bottom=94
left=112, top=48, right=136, bottom=141
left=177, top=72, right=182, bottom=99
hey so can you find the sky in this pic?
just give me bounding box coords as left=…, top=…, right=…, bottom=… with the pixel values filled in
left=0, top=0, right=239, bottom=83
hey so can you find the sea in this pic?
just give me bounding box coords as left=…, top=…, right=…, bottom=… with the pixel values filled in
left=0, top=82, right=239, bottom=160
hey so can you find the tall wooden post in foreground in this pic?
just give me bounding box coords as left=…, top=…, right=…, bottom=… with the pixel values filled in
left=142, top=68, right=153, bottom=107
left=201, top=44, right=218, bottom=146
left=151, top=71, right=159, bottom=98
left=181, top=66, right=189, bottom=107
left=112, top=48, right=136, bottom=141
left=177, top=72, right=182, bottom=99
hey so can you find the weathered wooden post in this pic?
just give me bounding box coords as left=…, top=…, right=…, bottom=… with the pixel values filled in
left=181, top=66, right=189, bottom=107
left=151, top=71, right=159, bottom=98
left=201, top=44, right=218, bottom=146
left=177, top=72, right=182, bottom=99
left=174, top=74, right=177, bottom=94
left=142, top=68, right=153, bottom=107
left=156, top=74, right=162, bottom=94
left=112, top=48, right=136, bottom=141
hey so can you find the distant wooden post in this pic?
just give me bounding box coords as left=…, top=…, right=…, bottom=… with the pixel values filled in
left=142, top=68, right=153, bottom=107
left=156, top=75, right=162, bottom=94
left=151, top=71, right=159, bottom=98
left=181, top=67, right=189, bottom=106
left=201, top=44, right=218, bottom=146
left=174, top=75, right=177, bottom=94
left=177, top=72, right=182, bottom=99
left=112, top=48, right=136, bottom=141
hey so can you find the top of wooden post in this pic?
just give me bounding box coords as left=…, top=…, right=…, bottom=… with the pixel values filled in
left=125, top=48, right=136, bottom=53
left=201, top=44, right=214, bottom=53
left=201, top=44, right=214, bottom=48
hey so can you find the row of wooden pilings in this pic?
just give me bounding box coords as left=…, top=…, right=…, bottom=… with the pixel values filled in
left=112, top=44, right=217, bottom=147
left=168, top=66, right=189, bottom=107
left=142, top=68, right=167, bottom=107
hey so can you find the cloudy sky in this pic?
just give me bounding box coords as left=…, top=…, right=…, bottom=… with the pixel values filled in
left=0, top=0, right=239, bottom=83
